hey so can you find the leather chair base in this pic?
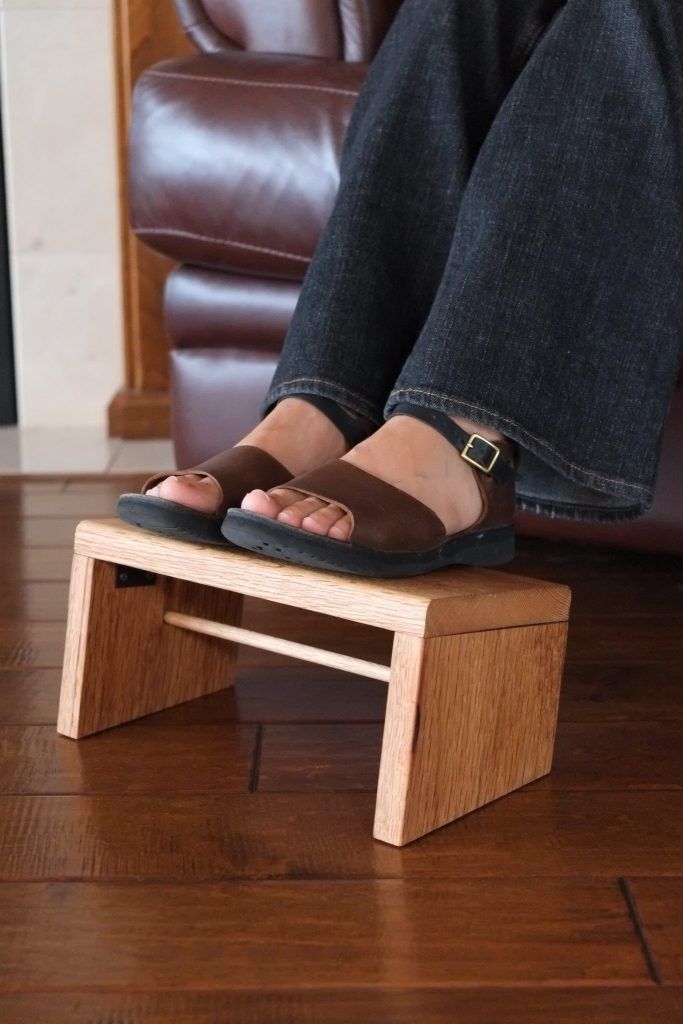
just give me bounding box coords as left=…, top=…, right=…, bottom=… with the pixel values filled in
left=171, top=347, right=279, bottom=468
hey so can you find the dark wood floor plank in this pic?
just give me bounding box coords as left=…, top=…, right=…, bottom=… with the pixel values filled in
left=0, top=669, right=61, bottom=724
left=628, top=878, right=683, bottom=985
left=0, top=516, right=80, bottom=548
left=63, top=476, right=147, bottom=495
left=0, top=791, right=682, bottom=882
left=2, top=491, right=120, bottom=518
left=3, top=658, right=681, bottom=728
left=560, top=574, right=682, bottom=619
left=568, top=578, right=683, bottom=618
left=566, top=617, right=683, bottom=663
left=0, top=582, right=69, bottom=622
left=0, top=988, right=679, bottom=1024
left=0, top=623, right=66, bottom=668
left=0, top=547, right=72, bottom=581
left=240, top=597, right=394, bottom=667
left=0, top=879, right=649, bottom=989
left=153, top=667, right=387, bottom=726
left=259, top=723, right=382, bottom=791
left=0, top=666, right=385, bottom=726
left=560, top=663, right=683, bottom=722
left=511, top=536, right=678, bottom=577
left=550, top=722, right=683, bottom=790
left=257, top=721, right=683, bottom=793
left=0, top=479, right=65, bottom=493
left=0, top=724, right=256, bottom=794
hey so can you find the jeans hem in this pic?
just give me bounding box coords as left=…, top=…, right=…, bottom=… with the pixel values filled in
left=386, top=389, right=653, bottom=523
left=262, top=379, right=386, bottom=425
left=515, top=494, right=648, bottom=523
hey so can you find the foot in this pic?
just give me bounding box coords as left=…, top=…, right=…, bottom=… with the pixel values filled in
left=241, top=414, right=506, bottom=540
left=145, top=398, right=363, bottom=514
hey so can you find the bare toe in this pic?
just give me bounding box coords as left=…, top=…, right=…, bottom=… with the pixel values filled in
left=300, top=504, right=347, bottom=536
left=242, top=486, right=311, bottom=519
left=241, top=488, right=283, bottom=519
left=328, top=513, right=354, bottom=541
left=153, top=474, right=220, bottom=514
left=277, top=496, right=327, bottom=528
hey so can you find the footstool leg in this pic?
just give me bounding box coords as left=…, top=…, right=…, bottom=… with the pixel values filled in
left=373, top=622, right=568, bottom=846
left=58, top=554, right=243, bottom=738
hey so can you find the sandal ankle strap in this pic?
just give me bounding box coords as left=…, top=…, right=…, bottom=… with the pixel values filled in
left=388, top=403, right=516, bottom=484
left=288, top=394, right=374, bottom=448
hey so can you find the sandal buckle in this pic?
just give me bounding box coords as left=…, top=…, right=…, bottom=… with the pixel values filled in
left=461, top=433, right=501, bottom=474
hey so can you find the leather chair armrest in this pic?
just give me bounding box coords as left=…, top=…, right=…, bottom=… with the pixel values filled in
left=128, top=51, right=366, bottom=279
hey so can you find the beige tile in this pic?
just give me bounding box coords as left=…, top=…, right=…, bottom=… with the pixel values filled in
left=0, top=428, right=20, bottom=472
left=108, top=441, right=177, bottom=474
left=11, top=251, right=123, bottom=429
left=0, top=426, right=119, bottom=473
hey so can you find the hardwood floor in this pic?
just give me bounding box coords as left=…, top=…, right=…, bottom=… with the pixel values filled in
left=0, top=475, right=681, bottom=1022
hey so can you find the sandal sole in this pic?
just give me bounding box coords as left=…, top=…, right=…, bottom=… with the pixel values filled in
left=117, top=494, right=232, bottom=547
left=222, top=509, right=515, bottom=578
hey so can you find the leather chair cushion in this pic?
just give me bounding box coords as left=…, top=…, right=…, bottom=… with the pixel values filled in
left=129, top=51, right=364, bottom=280
left=175, top=0, right=404, bottom=60
left=165, top=266, right=298, bottom=352
left=201, top=0, right=346, bottom=57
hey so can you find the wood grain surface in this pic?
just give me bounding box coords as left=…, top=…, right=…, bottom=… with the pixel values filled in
left=74, top=518, right=570, bottom=636
left=0, top=477, right=680, bottom=1015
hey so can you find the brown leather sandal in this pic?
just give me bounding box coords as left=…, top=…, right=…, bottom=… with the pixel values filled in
left=222, top=403, right=517, bottom=576
left=116, top=396, right=374, bottom=546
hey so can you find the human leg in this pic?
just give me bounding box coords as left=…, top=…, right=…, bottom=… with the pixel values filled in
left=385, top=0, right=683, bottom=523
left=243, top=0, right=565, bottom=531
left=236, top=0, right=683, bottom=568
left=262, top=0, right=566, bottom=422
left=137, top=0, right=557, bottom=523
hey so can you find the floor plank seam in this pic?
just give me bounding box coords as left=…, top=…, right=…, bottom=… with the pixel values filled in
left=1, top=874, right=676, bottom=884
left=248, top=724, right=264, bottom=792
left=618, top=877, right=662, bottom=985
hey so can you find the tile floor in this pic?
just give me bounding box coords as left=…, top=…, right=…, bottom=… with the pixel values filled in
left=0, top=426, right=175, bottom=474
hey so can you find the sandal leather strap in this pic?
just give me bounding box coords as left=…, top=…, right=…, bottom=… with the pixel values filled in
left=388, top=403, right=516, bottom=483
left=142, top=445, right=292, bottom=515
left=277, top=460, right=447, bottom=551
left=291, top=395, right=373, bottom=449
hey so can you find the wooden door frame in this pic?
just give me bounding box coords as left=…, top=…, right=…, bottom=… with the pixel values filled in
left=108, top=0, right=192, bottom=438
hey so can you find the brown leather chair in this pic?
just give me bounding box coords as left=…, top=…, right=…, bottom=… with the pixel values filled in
left=128, top=0, right=683, bottom=554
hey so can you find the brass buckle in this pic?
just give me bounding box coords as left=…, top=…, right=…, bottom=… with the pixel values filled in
left=461, top=433, right=501, bottom=474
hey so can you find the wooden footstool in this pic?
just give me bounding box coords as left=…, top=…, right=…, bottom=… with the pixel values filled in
left=58, top=519, right=571, bottom=846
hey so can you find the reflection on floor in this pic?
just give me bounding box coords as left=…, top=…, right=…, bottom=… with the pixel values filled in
left=0, top=475, right=682, bottom=1021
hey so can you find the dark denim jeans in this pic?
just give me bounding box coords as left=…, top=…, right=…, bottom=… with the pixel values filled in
left=264, top=0, right=683, bottom=522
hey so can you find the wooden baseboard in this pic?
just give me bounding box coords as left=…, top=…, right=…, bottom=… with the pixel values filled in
left=108, top=388, right=171, bottom=439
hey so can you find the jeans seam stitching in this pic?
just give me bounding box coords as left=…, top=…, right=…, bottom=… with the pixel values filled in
left=518, top=494, right=641, bottom=514
left=387, top=386, right=650, bottom=493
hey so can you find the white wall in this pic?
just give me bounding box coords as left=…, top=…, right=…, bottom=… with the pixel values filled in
left=0, top=0, right=124, bottom=428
